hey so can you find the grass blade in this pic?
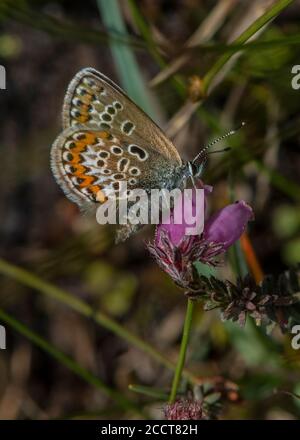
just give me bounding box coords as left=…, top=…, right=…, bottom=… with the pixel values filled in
left=129, top=384, right=169, bottom=400
left=0, top=258, right=200, bottom=385
left=97, top=0, right=156, bottom=119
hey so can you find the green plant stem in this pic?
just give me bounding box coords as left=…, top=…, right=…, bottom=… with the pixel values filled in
left=0, top=258, right=199, bottom=385
left=0, top=308, right=144, bottom=416
left=169, top=299, right=195, bottom=404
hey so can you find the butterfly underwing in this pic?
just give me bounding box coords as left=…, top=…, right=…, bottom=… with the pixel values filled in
left=51, top=68, right=194, bottom=241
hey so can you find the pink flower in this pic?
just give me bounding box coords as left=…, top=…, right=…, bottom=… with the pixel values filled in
left=203, top=200, right=254, bottom=250
left=156, top=184, right=212, bottom=247
left=164, top=399, right=207, bottom=420
left=147, top=188, right=253, bottom=292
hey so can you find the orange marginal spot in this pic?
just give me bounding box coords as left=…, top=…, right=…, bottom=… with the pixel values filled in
left=96, top=189, right=107, bottom=203
left=73, top=164, right=86, bottom=176
left=240, top=232, right=264, bottom=283
left=65, top=163, right=85, bottom=175
left=71, top=141, right=88, bottom=154
left=85, top=133, right=98, bottom=143
left=79, top=175, right=95, bottom=188
left=80, top=94, right=93, bottom=105
left=69, top=154, right=80, bottom=165
left=78, top=114, right=89, bottom=123
left=80, top=104, right=88, bottom=113
left=98, top=131, right=110, bottom=139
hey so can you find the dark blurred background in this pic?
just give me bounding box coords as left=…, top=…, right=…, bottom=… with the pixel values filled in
left=0, top=0, right=299, bottom=419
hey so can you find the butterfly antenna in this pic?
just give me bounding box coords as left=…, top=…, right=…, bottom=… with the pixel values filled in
left=192, top=122, right=245, bottom=164
left=208, top=147, right=231, bottom=155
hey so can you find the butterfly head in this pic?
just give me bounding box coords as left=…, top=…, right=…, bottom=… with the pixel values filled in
left=183, top=122, right=246, bottom=182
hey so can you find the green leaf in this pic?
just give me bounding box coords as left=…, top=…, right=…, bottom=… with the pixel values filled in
left=224, top=319, right=282, bottom=367
left=194, top=261, right=217, bottom=278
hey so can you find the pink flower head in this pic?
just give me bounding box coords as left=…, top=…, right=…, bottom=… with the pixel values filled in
left=156, top=188, right=253, bottom=254
left=147, top=187, right=254, bottom=290
left=203, top=200, right=254, bottom=249
left=164, top=399, right=207, bottom=420
left=156, top=185, right=212, bottom=247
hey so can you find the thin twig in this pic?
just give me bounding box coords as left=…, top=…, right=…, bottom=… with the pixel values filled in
left=169, top=299, right=195, bottom=403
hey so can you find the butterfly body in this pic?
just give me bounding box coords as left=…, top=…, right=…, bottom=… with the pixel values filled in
left=51, top=68, right=203, bottom=241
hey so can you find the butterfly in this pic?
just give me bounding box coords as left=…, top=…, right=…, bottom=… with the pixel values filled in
left=51, top=68, right=232, bottom=242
